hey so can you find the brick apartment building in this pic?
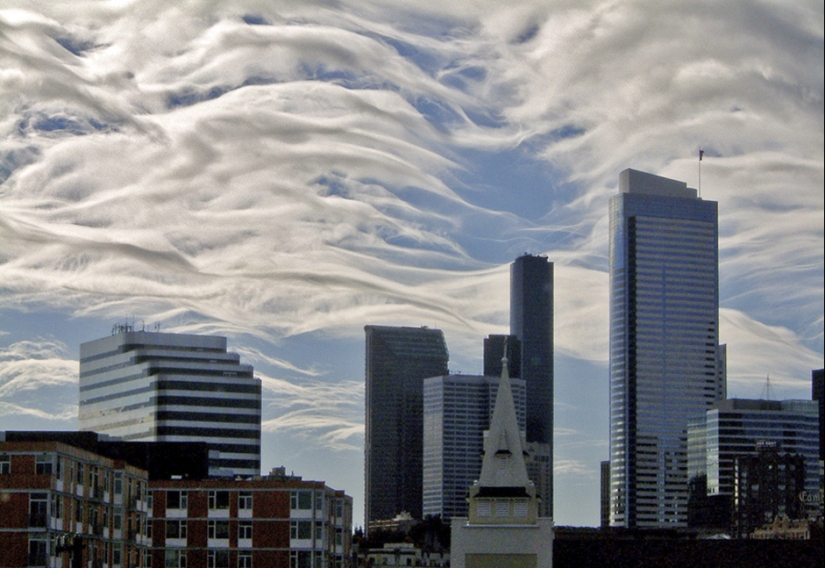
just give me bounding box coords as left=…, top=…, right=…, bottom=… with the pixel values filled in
left=1, top=434, right=352, bottom=568
left=148, top=469, right=352, bottom=568
left=0, top=439, right=149, bottom=568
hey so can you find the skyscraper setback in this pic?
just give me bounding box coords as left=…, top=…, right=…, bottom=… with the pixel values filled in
left=609, top=169, right=724, bottom=528
left=364, top=325, right=449, bottom=530
left=510, top=254, right=554, bottom=516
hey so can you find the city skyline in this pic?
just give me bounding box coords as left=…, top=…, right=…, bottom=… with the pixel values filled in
left=1, top=0, right=823, bottom=529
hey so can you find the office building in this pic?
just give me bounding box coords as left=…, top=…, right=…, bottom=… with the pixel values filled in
left=423, top=374, right=527, bottom=522
left=482, top=334, right=521, bottom=378
left=364, top=325, right=449, bottom=530
left=609, top=169, right=724, bottom=528
left=79, top=328, right=261, bottom=478
left=735, top=443, right=806, bottom=538
left=813, top=368, right=824, bottom=462
left=687, top=398, right=820, bottom=533
left=450, top=351, right=553, bottom=568
left=0, top=437, right=149, bottom=568
left=510, top=254, right=554, bottom=516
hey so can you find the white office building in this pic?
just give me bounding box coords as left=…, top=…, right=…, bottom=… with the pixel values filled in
left=78, top=328, right=261, bottom=477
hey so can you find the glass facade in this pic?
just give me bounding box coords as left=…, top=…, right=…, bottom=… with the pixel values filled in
left=364, top=325, right=449, bottom=529
left=79, top=330, right=261, bottom=477
left=609, top=169, right=724, bottom=528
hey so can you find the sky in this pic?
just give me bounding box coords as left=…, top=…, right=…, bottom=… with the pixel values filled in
left=0, top=0, right=822, bottom=528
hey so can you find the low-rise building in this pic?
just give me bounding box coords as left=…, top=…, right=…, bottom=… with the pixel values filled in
left=0, top=438, right=149, bottom=568
left=148, top=467, right=352, bottom=568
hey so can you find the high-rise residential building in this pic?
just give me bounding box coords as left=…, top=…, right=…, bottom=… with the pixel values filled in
left=687, top=398, right=820, bottom=532
left=364, top=325, right=449, bottom=530
left=510, top=254, right=554, bottom=516
left=78, top=328, right=261, bottom=478
left=609, top=168, right=724, bottom=528
left=422, top=374, right=527, bottom=522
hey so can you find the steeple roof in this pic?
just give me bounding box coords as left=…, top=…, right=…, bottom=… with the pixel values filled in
left=477, top=347, right=530, bottom=489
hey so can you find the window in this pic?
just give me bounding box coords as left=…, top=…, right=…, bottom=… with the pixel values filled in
left=35, top=455, right=53, bottom=475
left=209, top=491, right=230, bottom=510
left=167, top=491, right=188, bottom=510
left=114, top=512, right=122, bottom=530
left=239, top=491, right=253, bottom=510
left=290, top=551, right=312, bottom=568
left=166, top=520, right=187, bottom=539
left=1, top=454, right=10, bottom=474
left=114, top=473, right=123, bottom=495
left=76, top=462, right=84, bottom=484
left=208, top=550, right=230, bottom=568
left=238, top=553, right=252, bottom=568
left=145, top=550, right=153, bottom=568
left=208, top=520, right=230, bottom=540
left=28, top=538, right=48, bottom=567
left=146, top=520, right=153, bottom=539
left=52, top=495, right=63, bottom=519
left=290, top=490, right=312, bottom=510
left=165, top=550, right=186, bottom=568
left=290, top=521, right=312, bottom=540
left=238, top=522, right=253, bottom=540
left=29, top=493, right=48, bottom=527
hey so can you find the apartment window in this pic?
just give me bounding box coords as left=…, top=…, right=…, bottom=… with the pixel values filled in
left=315, top=491, right=323, bottom=511
left=239, top=491, right=253, bottom=510
left=51, top=495, right=63, bottom=519
left=208, top=490, right=230, bottom=510
left=290, top=551, right=312, bottom=568
left=238, top=552, right=252, bottom=568
left=165, top=550, right=186, bottom=568
left=147, top=490, right=153, bottom=509
left=208, top=550, right=230, bottom=568
left=146, top=520, right=153, bottom=539
left=208, top=520, right=230, bottom=539
left=76, top=462, right=84, bottom=484
left=290, top=490, right=312, bottom=510
left=145, top=550, right=153, bottom=568
left=74, top=499, right=84, bottom=523
left=290, top=520, right=312, bottom=540
left=114, top=473, right=123, bottom=495
left=114, top=512, right=122, bottom=530
left=238, top=521, right=253, bottom=540
left=166, top=520, right=187, bottom=539
left=35, top=455, right=53, bottom=475
left=113, top=548, right=122, bottom=567
left=1, top=454, right=10, bottom=474
left=28, top=538, right=48, bottom=567
left=29, top=493, right=48, bottom=527
left=167, top=491, right=188, bottom=510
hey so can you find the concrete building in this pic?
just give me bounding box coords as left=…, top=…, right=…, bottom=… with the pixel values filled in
left=147, top=468, right=352, bottom=568
left=0, top=437, right=149, bottom=568
left=510, top=254, right=554, bottom=517
left=364, top=325, right=449, bottom=530
left=422, top=374, right=526, bottom=522
left=609, top=169, right=725, bottom=528
left=78, top=328, right=261, bottom=478
left=450, top=349, right=554, bottom=568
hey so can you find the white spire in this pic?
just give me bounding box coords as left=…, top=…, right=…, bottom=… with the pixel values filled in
left=477, top=340, right=530, bottom=488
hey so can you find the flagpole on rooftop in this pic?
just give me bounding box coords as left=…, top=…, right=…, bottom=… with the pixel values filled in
left=698, top=149, right=704, bottom=198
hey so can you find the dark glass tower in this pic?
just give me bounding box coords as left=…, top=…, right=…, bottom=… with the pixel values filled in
left=510, top=254, right=553, bottom=515
left=609, top=169, right=724, bottom=528
left=364, top=325, right=449, bottom=530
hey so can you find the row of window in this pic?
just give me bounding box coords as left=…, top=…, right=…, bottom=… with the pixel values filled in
left=159, top=549, right=345, bottom=568
left=158, top=489, right=344, bottom=515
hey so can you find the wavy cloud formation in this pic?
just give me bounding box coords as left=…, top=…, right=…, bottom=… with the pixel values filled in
left=0, top=0, right=822, bottom=525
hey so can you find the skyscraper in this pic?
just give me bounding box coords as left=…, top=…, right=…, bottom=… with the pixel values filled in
left=609, top=168, right=724, bottom=528
left=510, top=254, right=554, bottom=516
left=364, top=325, right=449, bottom=530
left=78, top=327, right=261, bottom=477
left=422, top=373, right=527, bottom=522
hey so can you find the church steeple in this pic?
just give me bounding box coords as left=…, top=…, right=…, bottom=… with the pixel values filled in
left=467, top=340, right=539, bottom=525
left=477, top=344, right=530, bottom=488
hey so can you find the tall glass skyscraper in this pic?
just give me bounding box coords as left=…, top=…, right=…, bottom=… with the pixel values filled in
left=364, top=325, right=449, bottom=530
left=510, top=254, right=554, bottom=516
left=609, top=169, right=724, bottom=528
left=78, top=328, right=261, bottom=477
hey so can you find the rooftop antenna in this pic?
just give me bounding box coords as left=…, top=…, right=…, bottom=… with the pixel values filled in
left=759, top=374, right=775, bottom=401
left=698, top=149, right=704, bottom=198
